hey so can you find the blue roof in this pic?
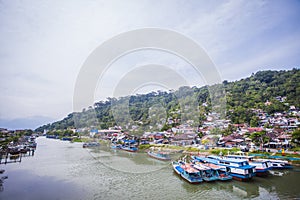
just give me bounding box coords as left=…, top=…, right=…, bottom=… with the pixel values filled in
left=123, top=139, right=136, bottom=143
left=208, top=155, right=248, bottom=164
left=221, top=158, right=249, bottom=163
left=198, top=156, right=255, bottom=169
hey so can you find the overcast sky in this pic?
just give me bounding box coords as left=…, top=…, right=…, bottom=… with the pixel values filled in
left=0, top=0, right=300, bottom=129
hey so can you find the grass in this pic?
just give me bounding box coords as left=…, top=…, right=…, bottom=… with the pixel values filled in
left=71, top=138, right=93, bottom=143
left=291, top=147, right=300, bottom=151
left=139, top=144, right=152, bottom=150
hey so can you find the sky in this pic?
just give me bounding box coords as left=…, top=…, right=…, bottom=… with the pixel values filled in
left=0, top=0, right=300, bottom=129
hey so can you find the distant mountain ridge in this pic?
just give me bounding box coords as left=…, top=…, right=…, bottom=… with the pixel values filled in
left=36, top=68, right=299, bottom=133
left=0, top=116, right=55, bottom=130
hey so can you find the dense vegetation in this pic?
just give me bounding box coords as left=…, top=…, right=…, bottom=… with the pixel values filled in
left=36, top=68, right=299, bottom=134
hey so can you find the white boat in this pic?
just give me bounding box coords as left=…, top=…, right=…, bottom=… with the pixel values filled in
left=225, top=154, right=271, bottom=176
left=254, top=158, right=292, bottom=169
left=194, top=155, right=256, bottom=181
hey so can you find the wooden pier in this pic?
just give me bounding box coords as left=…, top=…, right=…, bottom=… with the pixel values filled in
left=0, top=148, right=35, bottom=165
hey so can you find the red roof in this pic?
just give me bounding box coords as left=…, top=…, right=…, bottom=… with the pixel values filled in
left=248, top=127, right=263, bottom=133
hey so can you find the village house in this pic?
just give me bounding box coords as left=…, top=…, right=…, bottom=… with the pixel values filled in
left=171, top=133, right=197, bottom=146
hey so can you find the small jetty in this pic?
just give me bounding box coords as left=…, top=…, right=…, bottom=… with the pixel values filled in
left=0, top=135, right=38, bottom=192
left=0, top=144, right=36, bottom=165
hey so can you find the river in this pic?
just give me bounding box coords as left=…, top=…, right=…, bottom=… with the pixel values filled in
left=0, top=137, right=299, bottom=200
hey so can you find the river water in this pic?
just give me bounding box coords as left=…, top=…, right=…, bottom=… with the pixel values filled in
left=0, top=137, right=299, bottom=200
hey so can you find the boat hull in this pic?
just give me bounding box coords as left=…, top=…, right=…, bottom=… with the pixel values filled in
left=218, top=175, right=232, bottom=181
left=120, top=147, right=138, bottom=152
left=193, top=156, right=256, bottom=181
left=172, top=162, right=203, bottom=184
left=255, top=169, right=270, bottom=177
left=147, top=151, right=171, bottom=161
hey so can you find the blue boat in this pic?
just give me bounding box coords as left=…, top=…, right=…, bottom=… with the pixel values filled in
left=120, top=145, right=138, bottom=152
left=192, top=159, right=232, bottom=181
left=111, top=143, right=122, bottom=149
left=82, top=142, right=100, bottom=148
left=224, top=154, right=271, bottom=177
left=192, top=162, right=219, bottom=182
left=172, top=161, right=203, bottom=184
left=46, top=135, right=59, bottom=139
left=194, top=155, right=256, bottom=181
left=147, top=151, right=171, bottom=161
left=61, top=137, right=72, bottom=141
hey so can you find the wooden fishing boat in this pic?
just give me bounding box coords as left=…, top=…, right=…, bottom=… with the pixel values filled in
left=147, top=151, right=171, bottom=161
left=82, top=142, right=100, bottom=148
left=192, top=162, right=219, bottom=182
left=225, top=154, right=271, bottom=177
left=120, top=145, right=138, bottom=152
left=192, top=160, right=232, bottom=181
left=255, top=158, right=292, bottom=170
left=194, top=156, right=256, bottom=181
left=172, top=161, right=203, bottom=184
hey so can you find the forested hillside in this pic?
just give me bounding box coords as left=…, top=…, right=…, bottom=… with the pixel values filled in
left=36, top=68, right=299, bottom=133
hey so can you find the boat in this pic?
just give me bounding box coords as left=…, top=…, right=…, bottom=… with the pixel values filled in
left=193, top=160, right=232, bottom=181
left=120, top=145, right=138, bottom=152
left=147, top=151, right=171, bottom=161
left=111, top=143, right=122, bottom=149
left=28, top=142, right=37, bottom=148
left=268, top=170, right=285, bottom=176
left=172, top=161, right=203, bottom=184
left=192, top=162, right=219, bottom=182
left=254, top=158, right=292, bottom=169
left=193, top=155, right=256, bottom=181
left=120, top=140, right=138, bottom=152
left=82, top=142, right=100, bottom=148
left=8, top=147, right=20, bottom=155
left=224, top=154, right=271, bottom=176
left=61, top=137, right=72, bottom=141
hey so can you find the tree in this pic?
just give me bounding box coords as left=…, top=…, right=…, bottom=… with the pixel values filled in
left=249, top=131, right=268, bottom=146
left=292, top=129, right=300, bottom=145
left=250, top=116, right=259, bottom=127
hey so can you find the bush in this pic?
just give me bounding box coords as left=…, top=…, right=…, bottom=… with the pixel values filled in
left=139, top=144, right=151, bottom=150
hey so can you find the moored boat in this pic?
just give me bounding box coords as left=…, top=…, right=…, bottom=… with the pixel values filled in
left=194, top=155, right=256, bottom=181
left=120, top=145, right=138, bottom=152
left=172, top=161, right=203, bottom=184
left=255, top=158, right=292, bottom=170
left=225, top=154, right=271, bottom=177
left=111, top=143, right=122, bottom=149
left=192, top=162, right=219, bottom=182
left=192, top=159, right=232, bottom=181
left=147, top=151, right=171, bottom=161
left=119, top=140, right=138, bottom=152
left=83, top=142, right=100, bottom=148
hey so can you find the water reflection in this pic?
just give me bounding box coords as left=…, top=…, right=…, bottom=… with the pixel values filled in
left=1, top=137, right=299, bottom=200
left=0, top=169, right=85, bottom=200
left=85, top=142, right=300, bottom=199
left=87, top=144, right=173, bottom=173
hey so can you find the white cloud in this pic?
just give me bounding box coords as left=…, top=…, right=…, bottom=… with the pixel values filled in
left=0, top=0, right=299, bottom=128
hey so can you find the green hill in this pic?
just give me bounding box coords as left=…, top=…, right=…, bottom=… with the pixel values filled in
left=36, top=68, right=299, bottom=133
